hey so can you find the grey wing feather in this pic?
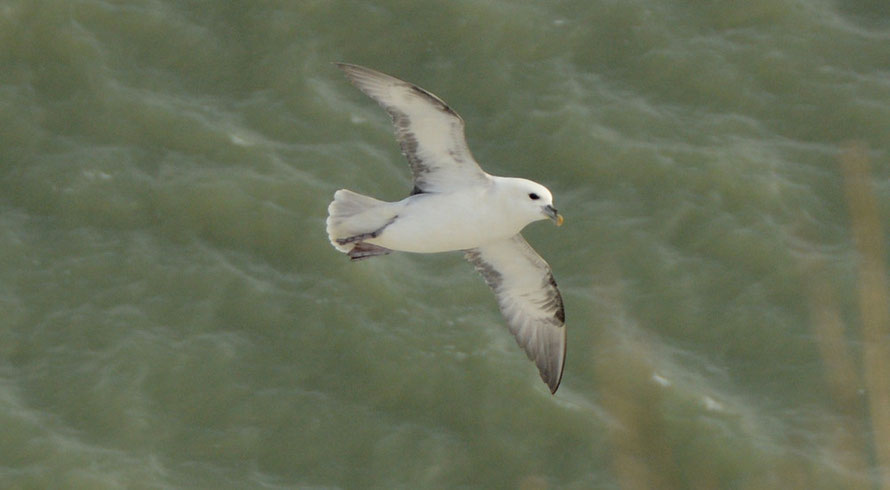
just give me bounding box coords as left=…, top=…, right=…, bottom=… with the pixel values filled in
left=465, top=235, right=566, bottom=393
left=334, top=63, right=489, bottom=193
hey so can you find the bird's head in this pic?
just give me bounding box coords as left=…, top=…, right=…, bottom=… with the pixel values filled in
left=504, top=178, right=563, bottom=227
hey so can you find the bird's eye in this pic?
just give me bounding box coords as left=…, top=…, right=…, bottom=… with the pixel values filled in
left=528, top=193, right=540, bottom=200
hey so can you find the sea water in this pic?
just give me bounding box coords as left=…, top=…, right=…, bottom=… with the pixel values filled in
left=1, top=0, right=889, bottom=488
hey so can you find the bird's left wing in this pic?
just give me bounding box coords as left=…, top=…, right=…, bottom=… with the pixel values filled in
left=335, top=63, right=489, bottom=194
left=465, top=235, right=566, bottom=393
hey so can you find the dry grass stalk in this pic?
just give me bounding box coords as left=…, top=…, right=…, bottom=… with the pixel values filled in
left=840, top=142, right=890, bottom=489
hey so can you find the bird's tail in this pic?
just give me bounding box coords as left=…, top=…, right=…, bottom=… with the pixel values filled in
left=326, top=189, right=393, bottom=254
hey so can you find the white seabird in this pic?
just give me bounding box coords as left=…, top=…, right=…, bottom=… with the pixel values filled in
left=326, top=63, right=566, bottom=394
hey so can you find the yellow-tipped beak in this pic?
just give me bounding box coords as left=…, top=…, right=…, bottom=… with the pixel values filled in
left=556, top=214, right=564, bottom=226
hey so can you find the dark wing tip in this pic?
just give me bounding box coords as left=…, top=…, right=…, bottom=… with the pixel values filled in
left=332, top=62, right=368, bottom=74
left=548, top=337, right=566, bottom=394
left=542, top=277, right=566, bottom=394
left=548, top=379, right=560, bottom=395
left=331, top=62, right=354, bottom=74
left=331, top=62, right=376, bottom=83
left=541, top=326, right=566, bottom=394
left=332, top=62, right=461, bottom=120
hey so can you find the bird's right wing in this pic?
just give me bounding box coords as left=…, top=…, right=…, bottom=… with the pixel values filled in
left=335, top=63, right=489, bottom=194
left=465, top=234, right=566, bottom=393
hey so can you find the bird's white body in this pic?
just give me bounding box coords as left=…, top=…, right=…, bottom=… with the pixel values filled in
left=345, top=177, right=548, bottom=253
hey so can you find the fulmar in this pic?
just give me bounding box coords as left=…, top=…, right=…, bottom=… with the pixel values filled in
left=326, top=63, right=567, bottom=393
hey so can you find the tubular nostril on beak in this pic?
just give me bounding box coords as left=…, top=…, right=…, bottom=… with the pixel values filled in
left=543, top=205, right=563, bottom=226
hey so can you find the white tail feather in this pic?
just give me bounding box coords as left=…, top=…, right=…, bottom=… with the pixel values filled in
left=326, top=189, right=391, bottom=253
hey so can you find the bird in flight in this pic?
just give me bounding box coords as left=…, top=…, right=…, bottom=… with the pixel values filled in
left=326, top=63, right=566, bottom=393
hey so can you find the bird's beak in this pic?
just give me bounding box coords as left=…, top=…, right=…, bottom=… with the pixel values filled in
left=543, top=205, right=564, bottom=226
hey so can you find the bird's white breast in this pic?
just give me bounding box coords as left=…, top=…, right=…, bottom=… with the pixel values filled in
left=369, top=189, right=526, bottom=253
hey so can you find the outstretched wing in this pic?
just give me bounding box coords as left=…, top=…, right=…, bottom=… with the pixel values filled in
left=335, top=63, right=489, bottom=194
left=465, top=234, right=566, bottom=393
